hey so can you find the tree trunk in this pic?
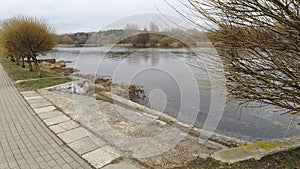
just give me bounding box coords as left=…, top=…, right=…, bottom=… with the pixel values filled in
left=21, top=57, right=25, bottom=68
left=32, top=57, right=42, bottom=78
left=27, top=57, right=33, bottom=71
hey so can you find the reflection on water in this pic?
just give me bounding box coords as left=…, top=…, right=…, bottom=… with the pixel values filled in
left=43, top=47, right=300, bottom=141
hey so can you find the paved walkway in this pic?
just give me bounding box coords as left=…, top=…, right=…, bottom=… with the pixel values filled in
left=20, top=90, right=133, bottom=169
left=0, top=63, right=92, bottom=169
left=35, top=84, right=230, bottom=168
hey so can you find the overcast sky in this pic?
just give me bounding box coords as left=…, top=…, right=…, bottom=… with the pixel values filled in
left=0, top=0, right=185, bottom=34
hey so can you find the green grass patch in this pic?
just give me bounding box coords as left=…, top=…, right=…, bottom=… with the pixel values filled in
left=0, top=55, right=59, bottom=80
left=18, top=77, right=72, bottom=91
left=0, top=55, right=71, bottom=90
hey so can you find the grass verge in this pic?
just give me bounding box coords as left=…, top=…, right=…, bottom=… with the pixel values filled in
left=17, top=78, right=72, bottom=91
left=0, top=55, right=72, bottom=90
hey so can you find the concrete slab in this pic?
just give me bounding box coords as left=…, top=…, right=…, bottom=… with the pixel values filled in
left=20, top=91, right=37, bottom=95
left=211, top=144, right=265, bottom=163
left=43, top=115, right=70, bottom=126
left=58, top=127, right=88, bottom=144
left=24, top=95, right=43, bottom=100
left=28, top=99, right=52, bottom=108
left=38, top=110, right=64, bottom=120
left=49, top=125, right=66, bottom=134
left=68, top=137, right=99, bottom=155
left=34, top=106, right=56, bottom=114
left=88, top=135, right=107, bottom=148
left=117, top=106, right=155, bottom=123
left=211, top=135, right=300, bottom=164
left=39, top=86, right=241, bottom=168
left=102, top=163, right=140, bottom=169
left=82, top=147, right=121, bottom=169
left=58, top=120, right=80, bottom=130
left=20, top=91, right=40, bottom=97
left=27, top=98, right=48, bottom=103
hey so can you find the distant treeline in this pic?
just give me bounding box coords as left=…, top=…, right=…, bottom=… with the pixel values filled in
left=56, top=28, right=210, bottom=47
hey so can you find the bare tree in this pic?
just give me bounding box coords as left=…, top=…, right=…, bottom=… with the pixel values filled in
left=62, top=35, right=74, bottom=44
left=170, top=0, right=300, bottom=114
left=0, top=16, right=56, bottom=78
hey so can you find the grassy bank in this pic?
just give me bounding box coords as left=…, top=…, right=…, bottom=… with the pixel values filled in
left=0, top=55, right=72, bottom=90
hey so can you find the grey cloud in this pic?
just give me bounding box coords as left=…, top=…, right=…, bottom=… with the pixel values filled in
left=0, top=0, right=180, bottom=33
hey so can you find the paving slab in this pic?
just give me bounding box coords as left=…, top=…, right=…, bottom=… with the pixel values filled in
left=20, top=91, right=40, bottom=97
left=38, top=110, right=64, bottom=120
left=49, top=125, right=66, bottom=134
left=102, top=163, right=140, bottom=169
left=34, top=105, right=56, bottom=114
left=43, top=115, right=70, bottom=126
left=20, top=91, right=37, bottom=95
left=68, top=137, right=99, bottom=155
left=28, top=99, right=52, bottom=108
left=24, top=95, right=44, bottom=100
left=82, top=147, right=121, bottom=168
left=58, top=127, right=89, bottom=144
left=27, top=98, right=49, bottom=104
left=58, top=120, right=80, bottom=130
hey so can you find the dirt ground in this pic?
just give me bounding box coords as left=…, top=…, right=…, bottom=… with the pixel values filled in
left=173, top=147, right=300, bottom=169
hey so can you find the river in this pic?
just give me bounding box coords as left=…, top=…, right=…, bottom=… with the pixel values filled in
left=42, top=47, right=300, bottom=142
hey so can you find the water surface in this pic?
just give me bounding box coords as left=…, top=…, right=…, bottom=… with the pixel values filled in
left=43, top=47, right=300, bottom=141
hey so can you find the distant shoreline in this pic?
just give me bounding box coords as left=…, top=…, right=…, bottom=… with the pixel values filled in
left=56, top=42, right=212, bottom=48
left=56, top=44, right=132, bottom=48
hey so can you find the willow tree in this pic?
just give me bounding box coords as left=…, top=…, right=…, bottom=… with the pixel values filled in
left=0, top=16, right=56, bottom=78
left=171, top=0, right=300, bottom=114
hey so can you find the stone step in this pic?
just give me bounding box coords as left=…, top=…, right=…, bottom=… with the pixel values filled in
left=211, top=135, right=300, bottom=164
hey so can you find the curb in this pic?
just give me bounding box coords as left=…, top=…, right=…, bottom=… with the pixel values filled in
left=211, top=135, right=300, bottom=163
